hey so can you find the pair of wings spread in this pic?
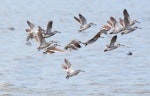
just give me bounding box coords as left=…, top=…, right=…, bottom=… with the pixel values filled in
left=27, top=20, right=53, bottom=35
left=108, top=9, right=131, bottom=30
left=74, top=14, right=87, bottom=26
left=62, top=59, right=75, bottom=74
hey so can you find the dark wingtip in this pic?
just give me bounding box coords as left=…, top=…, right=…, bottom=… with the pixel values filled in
left=37, top=47, right=41, bottom=51
left=78, top=30, right=82, bottom=32
left=64, top=58, right=68, bottom=62
left=64, top=47, right=68, bottom=50
left=66, top=76, right=69, bottom=80
left=104, top=50, right=107, bottom=52
left=109, top=32, right=113, bottom=34
left=121, top=32, right=124, bottom=35
left=79, top=13, right=82, bottom=16
left=26, top=20, right=29, bottom=23
left=127, top=52, right=133, bottom=55
left=114, top=35, right=117, bottom=38
left=84, top=43, right=87, bottom=46
left=43, top=51, right=47, bottom=54
left=123, top=9, right=127, bottom=13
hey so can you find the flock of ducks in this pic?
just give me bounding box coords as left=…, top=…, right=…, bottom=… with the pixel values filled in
left=25, top=9, right=141, bottom=79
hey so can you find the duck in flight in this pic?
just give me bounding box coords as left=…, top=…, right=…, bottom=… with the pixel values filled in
left=25, top=20, right=44, bottom=44
left=109, top=16, right=124, bottom=34
left=121, top=9, right=141, bottom=35
left=43, top=21, right=61, bottom=38
left=62, top=59, right=85, bottom=80
left=36, top=26, right=57, bottom=51
left=64, top=40, right=83, bottom=50
left=43, top=44, right=64, bottom=54
left=104, top=35, right=124, bottom=52
left=74, top=14, right=96, bottom=32
left=83, top=30, right=104, bottom=46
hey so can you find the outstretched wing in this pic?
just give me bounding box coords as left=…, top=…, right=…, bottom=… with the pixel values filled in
left=27, top=20, right=34, bottom=29
left=109, top=35, right=117, bottom=47
left=74, top=16, right=82, bottom=26
left=63, top=59, right=74, bottom=73
left=110, top=16, right=117, bottom=28
left=62, top=64, right=68, bottom=71
left=123, top=9, right=131, bottom=29
left=123, top=9, right=129, bottom=18
left=64, top=59, right=72, bottom=68
left=36, top=26, right=46, bottom=44
left=46, top=21, right=53, bottom=34
left=101, top=24, right=111, bottom=31
left=79, top=14, right=87, bottom=25
left=119, top=18, right=124, bottom=27
left=93, top=31, right=103, bottom=38
left=85, top=31, right=102, bottom=45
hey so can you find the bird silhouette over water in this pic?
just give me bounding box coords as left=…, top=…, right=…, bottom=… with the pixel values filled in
left=64, top=40, right=83, bottom=50
left=62, top=59, right=84, bottom=80
left=43, top=21, right=61, bottom=38
left=123, top=9, right=140, bottom=28
left=104, top=35, right=124, bottom=52
left=43, top=44, right=64, bottom=54
left=83, top=30, right=104, bottom=46
left=25, top=20, right=45, bottom=43
left=74, top=14, right=96, bottom=32
left=109, top=16, right=124, bottom=34
left=121, top=9, right=141, bottom=35
left=37, top=26, right=57, bottom=51
left=24, top=9, right=142, bottom=80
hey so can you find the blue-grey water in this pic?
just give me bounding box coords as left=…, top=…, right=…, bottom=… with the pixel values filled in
left=0, top=0, right=150, bottom=96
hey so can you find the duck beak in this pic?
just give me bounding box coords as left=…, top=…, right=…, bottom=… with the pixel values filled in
left=137, top=21, right=140, bottom=23
left=121, top=44, right=125, bottom=46
left=138, top=27, right=142, bottom=29
left=51, top=40, right=58, bottom=43
left=56, top=44, right=61, bottom=46
left=78, top=41, right=87, bottom=46
left=43, top=51, right=47, bottom=54
left=25, top=29, right=31, bottom=32
left=94, top=24, right=97, bottom=26
left=25, top=41, right=32, bottom=46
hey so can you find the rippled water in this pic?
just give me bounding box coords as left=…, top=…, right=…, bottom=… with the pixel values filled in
left=0, top=0, right=150, bottom=96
